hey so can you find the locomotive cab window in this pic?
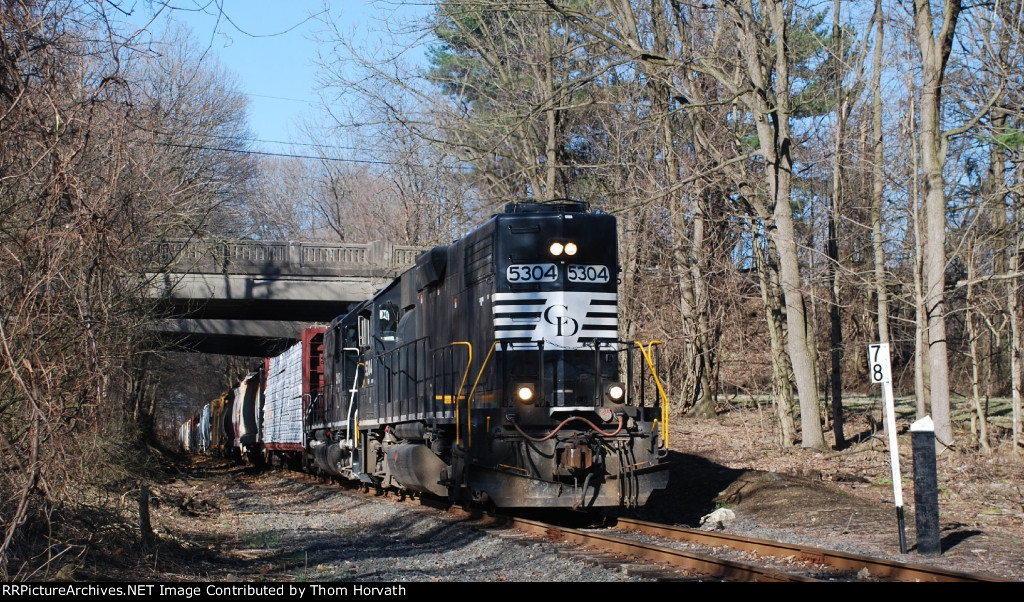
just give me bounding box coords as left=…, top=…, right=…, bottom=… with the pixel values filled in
left=378, top=301, right=399, bottom=340
left=357, top=315, right=371, bottom=349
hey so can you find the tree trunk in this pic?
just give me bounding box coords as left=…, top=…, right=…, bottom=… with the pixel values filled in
left=827, top=0, right=847, bottom=450
left=742, top=0, right=824, bottom=449
left=540, top=11, right=560, bottom=200
left=139, top=484, right=155, bottom=547
left=1010, top=229, right=1023, bottom=453
left=905, top=65, right=931, bottom=418
left=965, top=254, right=991, bottom=452
left=756, top=228, right=797, bottom=446
left=912, top=0, right=962, bottom=448
left=870, top=0, right=891, bottom=354
left=686, top=193, right=716, bottom=418
left=870, top=0, right=892, bottom=437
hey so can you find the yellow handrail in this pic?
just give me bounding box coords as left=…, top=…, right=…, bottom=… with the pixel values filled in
left=465, top=341, right=498, bottom=448
left=449, top=342, right=473, bottom=447
left=634, top=340, right=670, bottom=447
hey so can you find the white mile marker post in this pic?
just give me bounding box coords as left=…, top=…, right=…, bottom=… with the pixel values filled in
left=868, top=343, right=908, bottom=554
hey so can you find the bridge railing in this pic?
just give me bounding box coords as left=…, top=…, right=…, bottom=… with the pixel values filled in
left=147, top=239, right=427, bottom=277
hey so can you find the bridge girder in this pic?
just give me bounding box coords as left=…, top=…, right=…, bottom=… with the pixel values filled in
left=148, top=272, right=392, bottom=356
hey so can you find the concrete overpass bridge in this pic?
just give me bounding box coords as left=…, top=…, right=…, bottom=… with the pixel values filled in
left=148, top=239, right=426, bottom=356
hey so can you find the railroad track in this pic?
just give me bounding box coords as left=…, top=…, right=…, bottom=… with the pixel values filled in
left=443, top=506, right=1009, bottom=582
left=289, top=469, right=1009, bottom=582
left=491, top=515, right=817, bottom=581
left=606, top=517, right=1009, bottom=582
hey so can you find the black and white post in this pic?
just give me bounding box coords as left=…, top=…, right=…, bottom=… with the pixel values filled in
left=868, top=343, right=908, bottom=554
left=911, top=417, right=942, bottom=555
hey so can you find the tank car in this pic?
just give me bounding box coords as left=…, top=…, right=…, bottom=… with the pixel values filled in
left=224, top=370, right=263, bottom=462
left=178, top=417, right=196, bottom=454
left=208, top=392, right=231, bottom=455
left=305, top=201, right=670, bottom=509
left=196, top=403, right=212, bottom=454
left=179, top=371, right=266, bottom=457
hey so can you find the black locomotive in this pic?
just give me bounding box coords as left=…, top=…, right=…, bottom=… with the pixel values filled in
left=304, top=201, right=670, bottom=508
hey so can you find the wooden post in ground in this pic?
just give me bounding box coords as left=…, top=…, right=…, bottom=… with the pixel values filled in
left=139, top=484, right=155, bottom=547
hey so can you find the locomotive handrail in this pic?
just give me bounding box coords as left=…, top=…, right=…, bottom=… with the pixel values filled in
left=465, top=340, right=498, bottom=449
left=447, top=342, right=473, bottom=448
left=345, top=349, right=361, bottom=451
left=634, top=341, right=670, bottom=447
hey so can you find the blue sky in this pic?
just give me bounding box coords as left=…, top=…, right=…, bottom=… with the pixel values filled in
left=162, top=1, right=428, bottom=153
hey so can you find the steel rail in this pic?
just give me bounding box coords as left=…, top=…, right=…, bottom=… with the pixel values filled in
left=611, top=517, right=1009, bottom=582
left=492, top=515, right=823, bottom=581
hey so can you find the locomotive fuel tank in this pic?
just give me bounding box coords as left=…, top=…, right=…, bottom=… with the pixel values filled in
left=384, top=441, right=449, bottom=498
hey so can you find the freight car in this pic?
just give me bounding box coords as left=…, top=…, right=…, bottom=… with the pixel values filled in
left=230, top=370, right=263, bottom=462
left=180, top=201, right=671, bottom=510
left=262, top=328, right=325, bottom=468
left=182, top=383, right=260, bottom=463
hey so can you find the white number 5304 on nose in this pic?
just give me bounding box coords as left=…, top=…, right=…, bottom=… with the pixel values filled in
left=567, top=264, right=610, bottom=283
left=506, top=263, right=558, bottom=282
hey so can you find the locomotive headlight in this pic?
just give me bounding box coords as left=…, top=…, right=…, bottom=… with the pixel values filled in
left=515, top=383, right=536, bottom=403
left=564, top=242, right=578, bottom=256
left=605, top=382, right=625, bottom=402
left=549, top=242, right=564, bottom=256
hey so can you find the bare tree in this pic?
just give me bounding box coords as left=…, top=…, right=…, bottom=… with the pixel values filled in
left=911, top=0, right=963, bottom=447
left=0, top=2, right=256, bottom=577
left=128, top=21, right=258, bottom=240
left=1, top=1, right=147, bottom=574
left=246, top=156, right=327, bottom=240
left=870, top=0, right=892, bottom=356
left=548, top=0, right=828, bottom=448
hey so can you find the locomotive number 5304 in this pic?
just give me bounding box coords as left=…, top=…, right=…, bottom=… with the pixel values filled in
left=506, top=263, right=558, bottom=282
left=567, top=264, right=610, bottom=283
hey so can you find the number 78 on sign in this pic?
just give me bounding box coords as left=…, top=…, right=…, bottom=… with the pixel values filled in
left=868, top=343, right=892, bottom=384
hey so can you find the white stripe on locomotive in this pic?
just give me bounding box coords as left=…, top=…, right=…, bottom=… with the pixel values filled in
left=492, top=291, right=618, bottom=349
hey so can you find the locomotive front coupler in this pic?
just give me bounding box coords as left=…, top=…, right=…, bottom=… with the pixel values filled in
left=555, top=434, right=599, bottom=473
